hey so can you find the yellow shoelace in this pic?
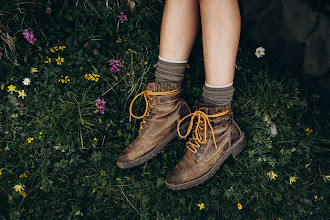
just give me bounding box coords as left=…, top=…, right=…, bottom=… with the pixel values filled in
left=129, top=87, right=181, bottom=130
left=177, top=109, right=230, bottom=153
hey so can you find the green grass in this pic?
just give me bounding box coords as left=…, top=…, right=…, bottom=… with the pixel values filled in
left=0, top=0, right=329, bottom=219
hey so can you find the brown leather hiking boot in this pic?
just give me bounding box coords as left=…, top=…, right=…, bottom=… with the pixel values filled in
left=165, top=102, right=247, bottom=190
left=117, top=81, right=191, bottom=169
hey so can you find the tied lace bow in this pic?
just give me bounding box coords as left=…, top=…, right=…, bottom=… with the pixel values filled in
left=129, top=87, right=181, bottom=129
left=177, top=109, right=230, bottom=153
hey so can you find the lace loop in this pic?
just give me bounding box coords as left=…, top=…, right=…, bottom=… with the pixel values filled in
left=177, top=109, right=230, bottom=153
left=129, top=87, right=181, bottom=129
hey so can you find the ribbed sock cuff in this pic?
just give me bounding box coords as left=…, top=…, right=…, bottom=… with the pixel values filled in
left=202, top=83, right=234, bottom=106
left=154, top=57, right=187, bottom=82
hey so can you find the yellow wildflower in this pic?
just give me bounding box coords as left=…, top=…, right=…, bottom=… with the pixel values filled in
left=305, top=128, right=313, bottom=136
left=305, top=163, right=311, bottom=168
left=58, top=75, right=70, bottom=83
left=144, top=61, right=148, bottom=65
left=116, top=38, right=122, bottom=43
left=7, top=85, right=16, bottom=94
left=54, top=46, right=59, bottom=51
left=27, top=137, right=34, bottom=143
left=186, top=63, right=190, bottom=68
left=237, top=202, right=243, bottom=210
left=289, top=176, right=298, bottom=184
left=13, top=184, right=24, bottom=193
left=39, top=132, right=43, bottom=139
left=31, top=67, right=38, bottom=73
left=197, top=203, right=205, bottom=210
left=56, top=57, right=64, bottom=65
left=17, top=90, right=27, bottom=99
left=1, top=84, right=5, bottom=90
left=19, top=173, right=28, bottom=179
left=314, top=195, right=317, bottom=201
left=266, top=171, right=278, bottom=180
left=21, top=191, right=27, bottom=198
left=44, top=56, right=51, bottom=63
left=59, top=45, right=66, bottom=50
left=50, top=48, right=55, bottom=53
left=0, top=168, right=3, bottom=176
left=322, top=175, right=330, bottom=182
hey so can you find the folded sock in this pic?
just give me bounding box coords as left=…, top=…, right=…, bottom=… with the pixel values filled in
left=202, top=82, right=234, bottom=106
left=154, top=56, right=188, bottom=82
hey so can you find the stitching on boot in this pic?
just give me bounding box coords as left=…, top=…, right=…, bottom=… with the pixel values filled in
left=150, top=114, right=179, bottom=138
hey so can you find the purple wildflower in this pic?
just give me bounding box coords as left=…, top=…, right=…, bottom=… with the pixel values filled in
left=23, top=29, right=37, bottom=45
left=108, top=59, right=121, bottom=73
left=118, top=12, right=128, bottom=23
left=94, top=99, right=106, bottom=114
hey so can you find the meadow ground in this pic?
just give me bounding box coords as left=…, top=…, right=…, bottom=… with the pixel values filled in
left=0, top=0, right=329, bottom=219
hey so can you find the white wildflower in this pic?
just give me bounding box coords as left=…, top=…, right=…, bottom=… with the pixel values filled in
left=22, top=78, right=31, bottom=86
left=255, top=46, right=265, bottom=58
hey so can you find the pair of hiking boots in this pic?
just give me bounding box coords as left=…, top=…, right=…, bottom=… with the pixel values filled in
left=117, top=81, right=246, bottom=190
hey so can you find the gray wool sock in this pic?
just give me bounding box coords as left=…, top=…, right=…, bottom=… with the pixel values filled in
left=202, top=83, right=234, bottom=106
left=154, top=57, right=187, bottom=82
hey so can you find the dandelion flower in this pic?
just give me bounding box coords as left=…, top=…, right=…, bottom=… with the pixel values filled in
left=289, top=176, right=298, bottom=184
left=197, top=203, right=205, bottom=210
left=255, top=46, right=265, bottom=58
left=7, top=85, right=16, bottom=94
left=17, top=90, right=27, bottom=99
left=22, top=78, right=31, bottom=86
left=266, top=171, right=278, bottom=180
left=13, top=184, right=24, bottom=193
left=237, top=202, right=243, bottom=210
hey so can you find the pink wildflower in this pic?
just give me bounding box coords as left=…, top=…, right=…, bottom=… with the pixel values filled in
left=23, top=29, right=37, bottom=45
left=118, top=12, right=128, bottom=23
left=94, top=99, right=106, bottom=114
left=108, top=59, right=121, bottom=73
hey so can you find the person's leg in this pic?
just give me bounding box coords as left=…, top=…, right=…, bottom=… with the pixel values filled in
left=200, top=0, right=241, bottom=106
left=117, top=0, right=199, bottom=169
left=155, top=0, right=200, bottom=82
left=165, top=0, right=246, bottom=190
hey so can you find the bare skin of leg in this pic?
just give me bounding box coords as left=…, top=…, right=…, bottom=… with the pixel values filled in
left=199, top=0, right=241, bottom=86
left=159, top=0, right=200, bottom=61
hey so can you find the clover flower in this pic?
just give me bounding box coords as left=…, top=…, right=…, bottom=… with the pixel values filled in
left=23, top=29, right=37, bottom=45
left=197, top=203, right=205, bottom=210
left=118, top=12, right=128, bottom=23
left=108, top=59, right=120, bottom=73
left=266, top=171, right=278, bottom=180
left=94, top=99, right=106, bottom=114
left=22, top=78, right=31, bottom=86
left=255, top=46, right=265, bottom=58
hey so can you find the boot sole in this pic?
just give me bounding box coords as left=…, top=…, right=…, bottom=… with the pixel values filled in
left=117, top=121, right=190, bottom=169
left=165, top=133, right=247, bottom=190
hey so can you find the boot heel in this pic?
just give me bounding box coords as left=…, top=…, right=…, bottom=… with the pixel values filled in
left=232, top=137, right=247, bottom=158
left=177, top=122, right=189, bottom=140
